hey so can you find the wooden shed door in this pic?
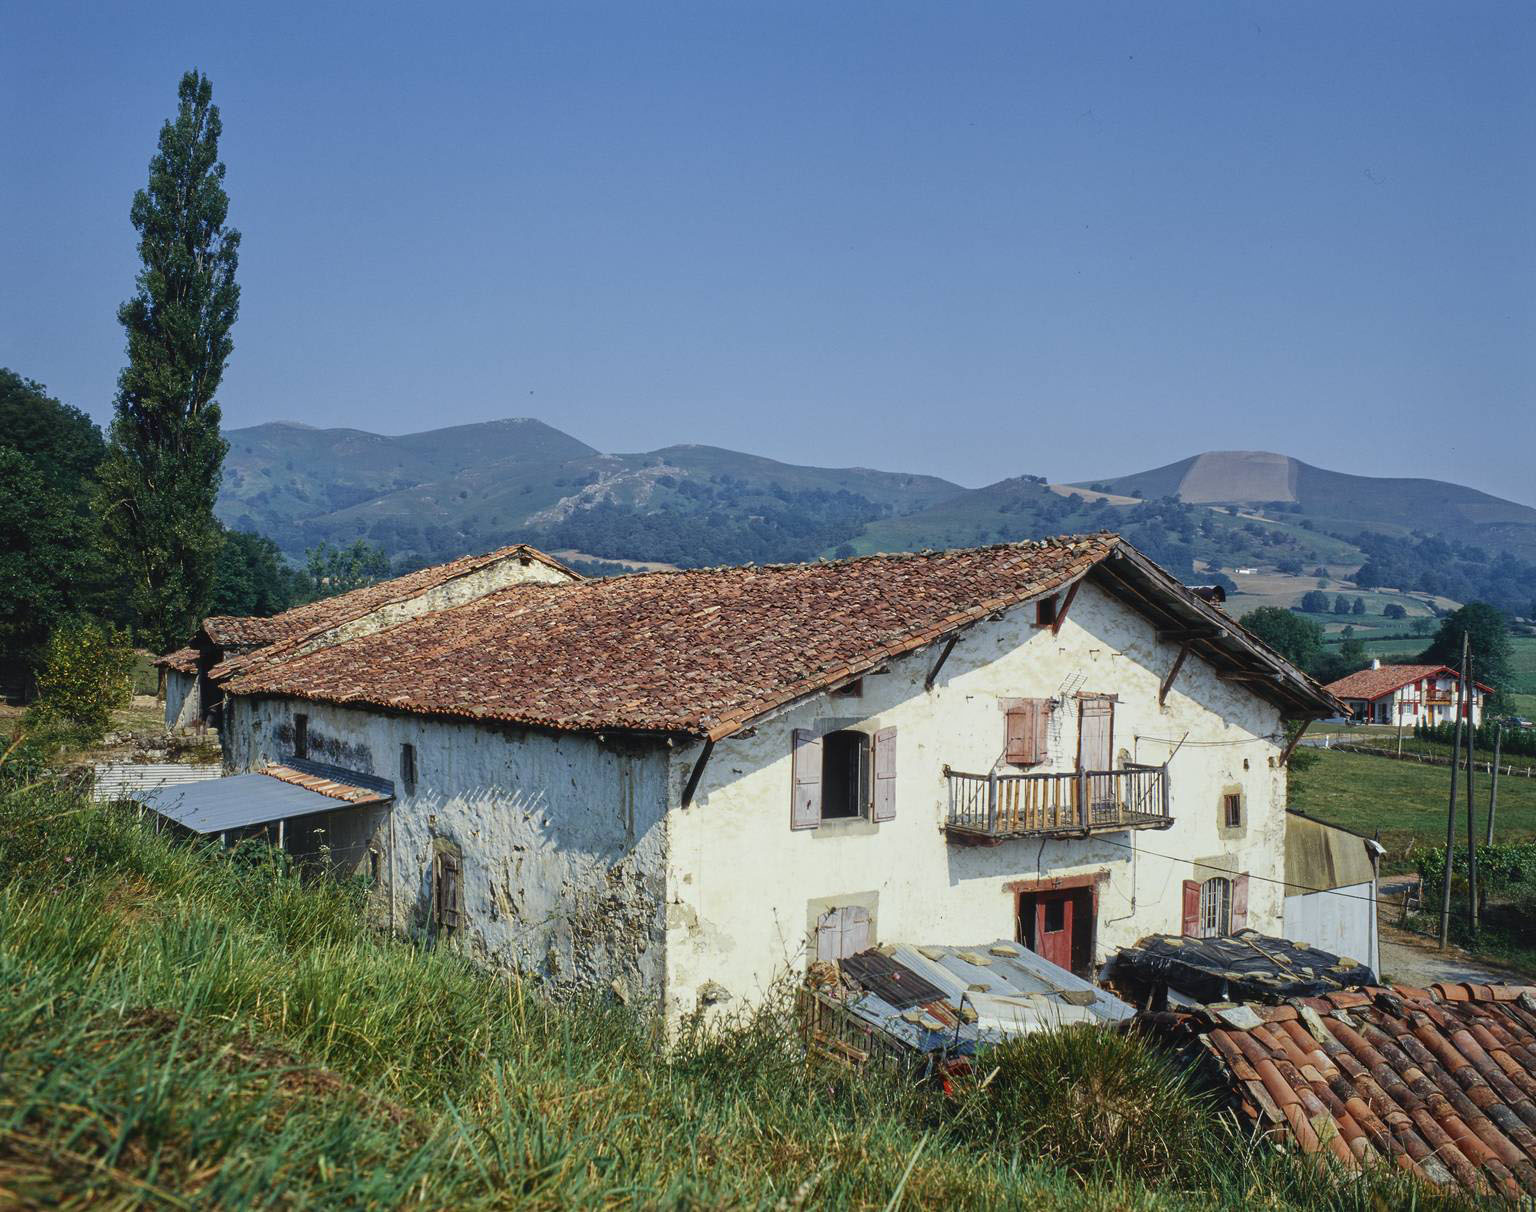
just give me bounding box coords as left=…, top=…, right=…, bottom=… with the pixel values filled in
left=1020, top=888, right=1093, bottom=975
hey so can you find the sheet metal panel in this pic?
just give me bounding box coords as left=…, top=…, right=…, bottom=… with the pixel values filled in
left=137, top=774, right=376, bottom=835
left=92, top=763, right=222, bottom=803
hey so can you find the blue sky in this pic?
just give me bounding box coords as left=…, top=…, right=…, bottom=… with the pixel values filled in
left=3, top=1, right=1533, bottom=502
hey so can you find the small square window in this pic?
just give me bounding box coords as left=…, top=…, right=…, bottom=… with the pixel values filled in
left=1035, top=595, right=1059, bottom=627
left=1222, top=792, right=1242, bottom=829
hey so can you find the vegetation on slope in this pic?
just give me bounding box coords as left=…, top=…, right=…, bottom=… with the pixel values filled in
left=0, top=770, right=1467, bottom=1209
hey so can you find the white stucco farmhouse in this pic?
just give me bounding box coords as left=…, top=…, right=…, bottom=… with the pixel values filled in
left=153, top=533, right=1342, bottom=1020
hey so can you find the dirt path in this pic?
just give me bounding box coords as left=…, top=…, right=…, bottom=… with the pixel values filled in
left=1377, top=924, right=1533, bottom=988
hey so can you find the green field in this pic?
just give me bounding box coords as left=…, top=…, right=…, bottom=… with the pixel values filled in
left=1290, top=748, right=1536, bottom=872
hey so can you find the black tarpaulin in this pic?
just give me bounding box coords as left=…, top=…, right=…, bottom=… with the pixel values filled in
left=1109, top=931, right=1375, bottom=1004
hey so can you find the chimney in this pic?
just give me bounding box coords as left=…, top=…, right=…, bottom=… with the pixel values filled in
left=1370, top=658, right=1381, bottom=670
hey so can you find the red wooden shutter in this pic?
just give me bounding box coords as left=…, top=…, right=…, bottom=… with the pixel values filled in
left=1006, top=700, right=1043, bottom=765
left=1181, top=880, right=1201, bottom=937
left=1231, top=874, right=1250, bottom=931
left=791, top=729, right=822, bottom=830
left=872, top=727, right=897, bottom=821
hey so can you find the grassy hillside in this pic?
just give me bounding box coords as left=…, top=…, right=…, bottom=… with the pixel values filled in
left=1290, top=747, right=1536, bottom=873
left=0, top=770, right=1459, bottom=1210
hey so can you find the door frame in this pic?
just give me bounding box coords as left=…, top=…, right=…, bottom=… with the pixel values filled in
left=1009, top=871, right=1107, bottom=978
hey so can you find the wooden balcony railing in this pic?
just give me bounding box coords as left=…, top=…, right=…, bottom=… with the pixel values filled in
left=944, top=764, right=1172, bottom=841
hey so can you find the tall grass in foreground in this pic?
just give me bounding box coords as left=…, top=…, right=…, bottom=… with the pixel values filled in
left=0, top=773, right=1474, bottom=1209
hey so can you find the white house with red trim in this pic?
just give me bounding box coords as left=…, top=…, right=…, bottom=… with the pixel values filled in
left=1324, top=660, right=1489, bottom=728
left=153, top=534, right=1346, bottom=1020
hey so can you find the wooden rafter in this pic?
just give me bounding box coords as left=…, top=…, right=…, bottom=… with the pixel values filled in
left=1050, top=578, right=1083, bottom=636
left=1160, top=643, right=1191, bottom=707
left=1277, top=720, right=1310, bottom=767
left=925, top=632, right=962, bottom=692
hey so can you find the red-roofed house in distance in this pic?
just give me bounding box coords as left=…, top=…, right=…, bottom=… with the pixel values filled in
left=1325, top=659, right=1490, bottom=727
left=156, top=532, right=1348, bottom=1023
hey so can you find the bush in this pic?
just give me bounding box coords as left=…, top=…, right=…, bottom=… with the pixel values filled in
left=24, top=618, right=134, bottom=745
left=946, top=1025, right=1218, bottom=1183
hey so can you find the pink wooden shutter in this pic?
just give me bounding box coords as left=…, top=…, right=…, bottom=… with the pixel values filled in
left=842, top=905, right=872, bottom=955
left=872, top=727, right=897, bottom=821
left=791, top=729, right=822, bottom=830
left=1231, top=874, right=1250, bottom=931
left=1181, top=880, right=1201, bottom=937
left=1033, top=700, right=1051, bottom=761
left=1005, top=701, right=1036, bottom=765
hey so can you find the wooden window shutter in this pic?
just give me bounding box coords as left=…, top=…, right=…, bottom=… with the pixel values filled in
left=790, top=729, right=822, bottom=830
left=1180, top=880, right=1201, bottom=937
left=1005, top=701, right=1034, bottom=765
left=872, top=727, right=897, bottom=821
left=842, top=905, right=872, bottom=955
left=1231, top=874, right=1250, bottom=931
left=434, top=850, right=464, bottom=930
left=1006, top=700, right=1049, bottom=766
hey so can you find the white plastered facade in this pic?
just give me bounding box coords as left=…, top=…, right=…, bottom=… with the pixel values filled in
left=660, top=578, right=1289, bottom=1019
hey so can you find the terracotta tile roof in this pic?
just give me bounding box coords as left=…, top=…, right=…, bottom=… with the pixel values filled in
left=156, top=646, right=200, bottom=674
left=226, top=535, right=1121, bottom=738
left=1324, top=664, right=1452, bottom=702
left=1181, top=983, right=1536, bottom=1199
left=259, top=762, right=390, bottom=805
left=160, top=544, right=577, bottom=675
left=224, top=533, right=1339, bottom=738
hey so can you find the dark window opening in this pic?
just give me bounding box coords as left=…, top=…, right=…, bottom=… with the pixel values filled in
left=1223, top=792, right=1242, bottom=828
left=401, top=743, right=417, bottom=795
left=1035, top=595, right=1059, bottom=627
left=293, top=714, right=308, bottom=760
left=829, top=677, right=863, bottom=698
left=820, top=730, right=869, bottom=820
left=1043, top=897, right=1066, bottom=933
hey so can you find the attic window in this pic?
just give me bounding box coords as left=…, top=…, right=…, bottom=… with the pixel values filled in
left=293, top=714, right=308, bottom=760
left=1222, top=792, right=1243, bottom=829
left=1035, top=595, right=1059, bottom=627
left=830, top=678, right=863, bottom=698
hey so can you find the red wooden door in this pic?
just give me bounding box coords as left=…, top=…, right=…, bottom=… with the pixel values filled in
left=1033, top=892, right=1074, bottom=970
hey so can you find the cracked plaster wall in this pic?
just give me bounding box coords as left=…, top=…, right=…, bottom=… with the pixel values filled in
left=224, top=696, right=670, bottom=998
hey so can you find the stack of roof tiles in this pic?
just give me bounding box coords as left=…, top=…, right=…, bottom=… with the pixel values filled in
left=225, top=535, right=1119, bottom=738
left=1184, top=982, right=1536, bottom=1199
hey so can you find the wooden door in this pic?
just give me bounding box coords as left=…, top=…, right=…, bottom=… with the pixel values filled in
left=1078, top=698, right=1115, bottom=821
left=1032, top=892, right=1075, bottom=970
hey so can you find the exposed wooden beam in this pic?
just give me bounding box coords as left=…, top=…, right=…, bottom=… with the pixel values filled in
left=1278, top=720, right=1310, bottom=767
left=1051, top=578, right=1083, bottom=636
left=1159, top=643, right=1191, bottom=707
left=925, top=632, right=962, bottom=692
left=1218, top=671, right=1282, bottom=683
left=1157, top=626, right=1225, bottom=642
left=681, top=738, right=715, bottom=807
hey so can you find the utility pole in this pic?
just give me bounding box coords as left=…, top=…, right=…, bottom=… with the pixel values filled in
left=1396, top=705, right=1404, bottom=756
left=1438, top=631, right=1468, bottom=949
left=1487, top=722, right=1503, bottom=846
left=1465, top=650, right=1479, bottom=933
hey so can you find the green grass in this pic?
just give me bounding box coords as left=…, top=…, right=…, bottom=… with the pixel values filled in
left=1291, top=747, right=1536, bottom=873
left=0, top=772, right=1471, bottom=1210
left=1510, top=635, right=1536, bottom=694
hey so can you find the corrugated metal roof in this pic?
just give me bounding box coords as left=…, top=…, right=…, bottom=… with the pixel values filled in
left=835, top=940, right=1134, bottom=1054
left=136, top=762, right=391, bottom=835
left=92, top=763, right=223, bottom=803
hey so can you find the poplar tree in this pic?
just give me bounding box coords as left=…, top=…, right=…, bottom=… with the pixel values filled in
left=97, top=71, right=239, bottom=663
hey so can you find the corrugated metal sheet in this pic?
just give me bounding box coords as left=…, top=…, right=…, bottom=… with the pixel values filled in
left=137, top=771, right=388, bottom=835
left=836, top=940, right=1134, bottom=1055
left=92, top=763, right=222, bottom=803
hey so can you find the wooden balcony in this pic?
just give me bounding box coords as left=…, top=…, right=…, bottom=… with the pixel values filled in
left=944, top=764, right=1172, bottom=842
